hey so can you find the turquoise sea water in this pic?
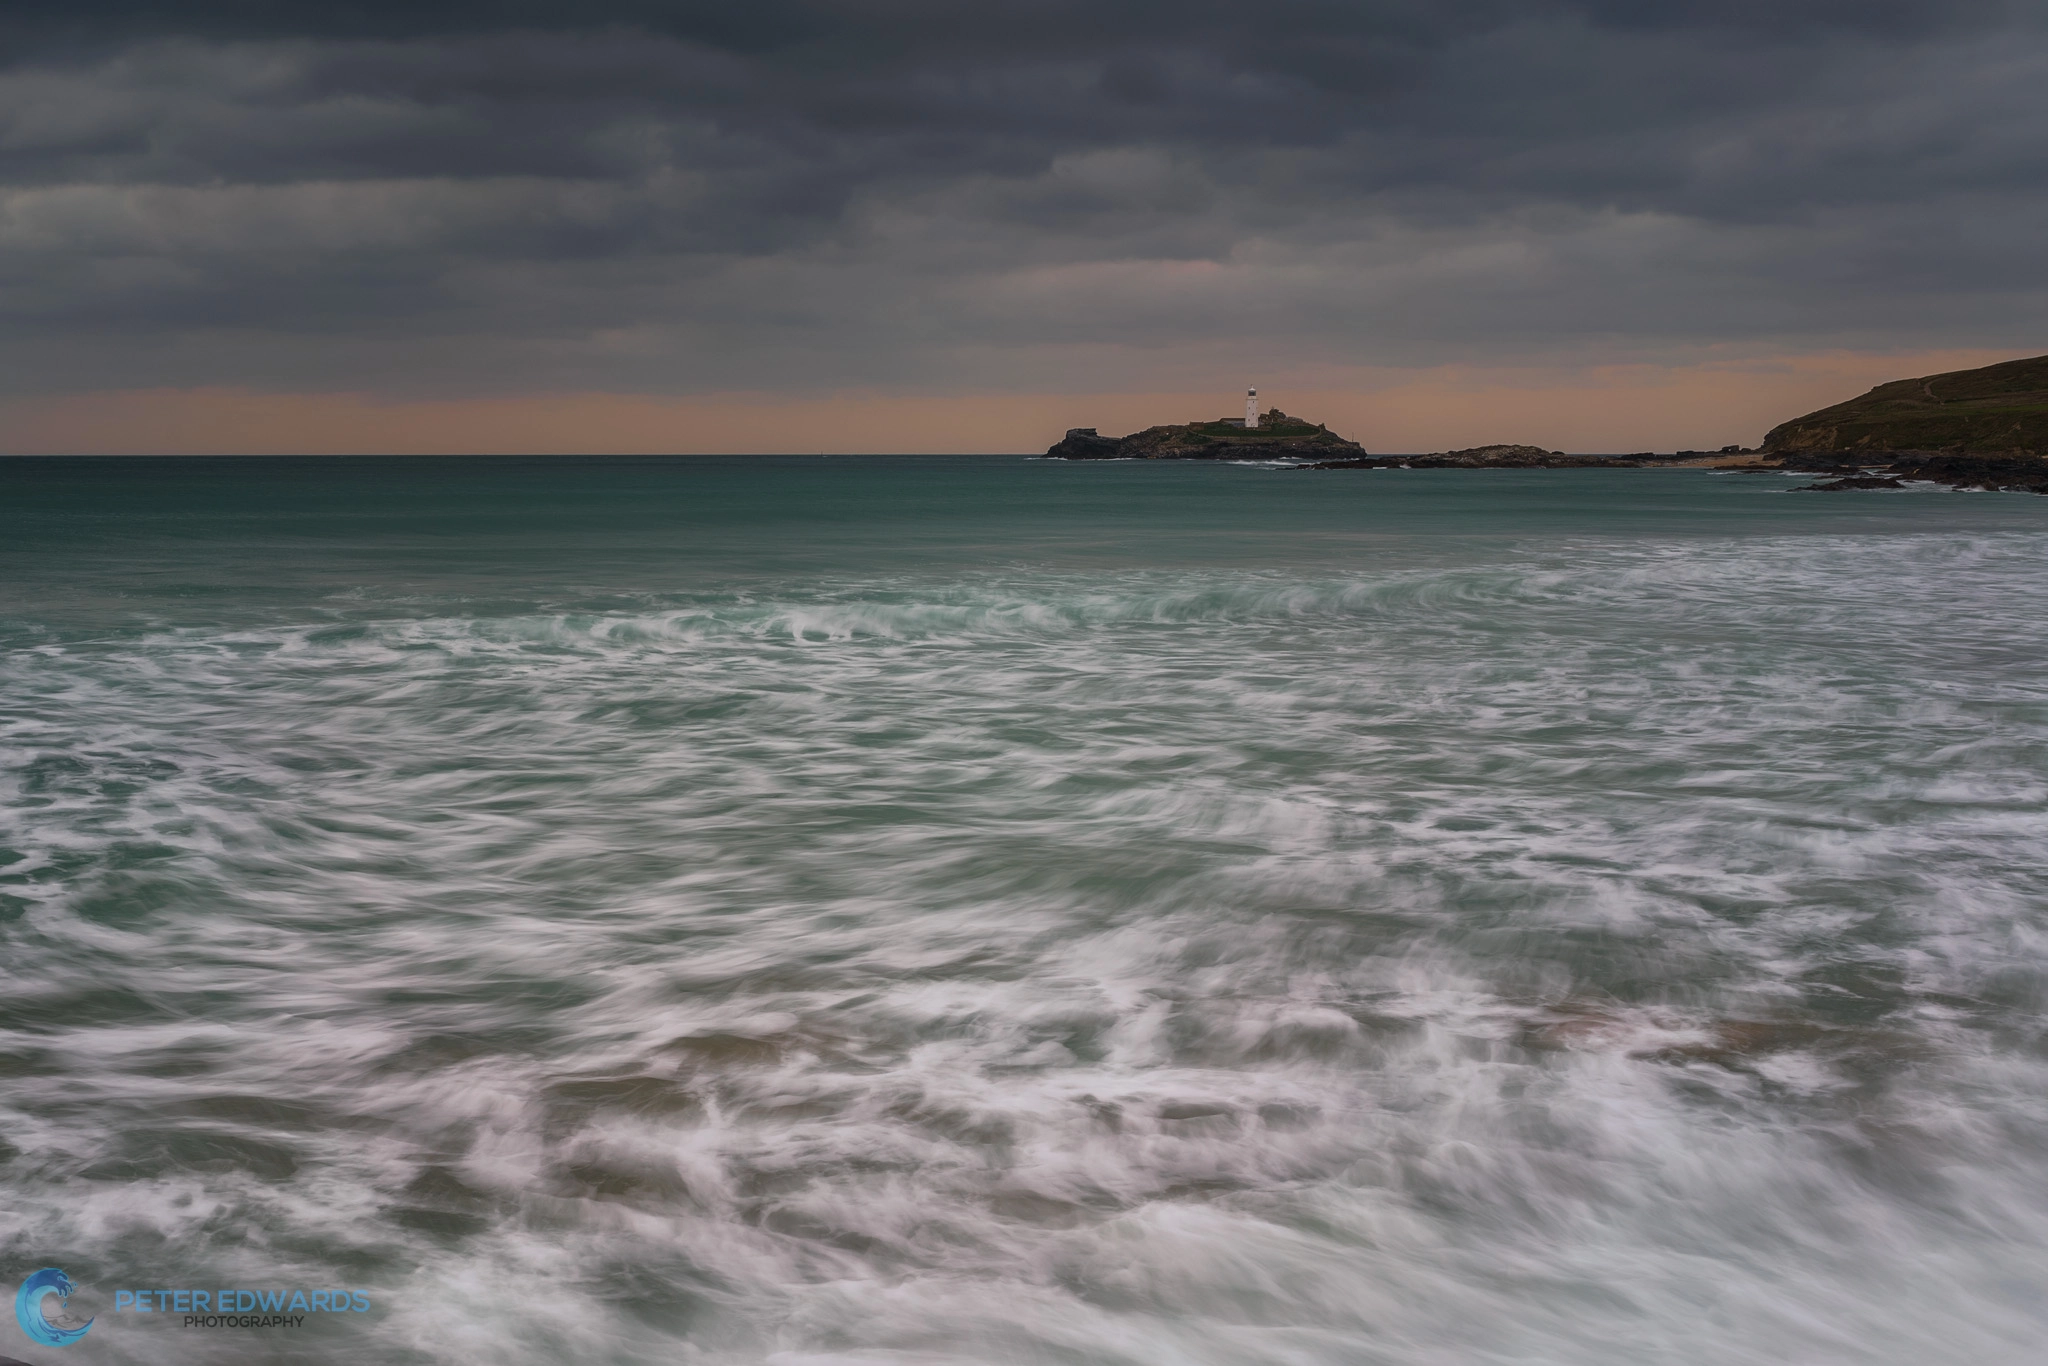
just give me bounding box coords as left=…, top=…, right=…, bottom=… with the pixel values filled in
left=3, top=455, right=2047, bottom=1365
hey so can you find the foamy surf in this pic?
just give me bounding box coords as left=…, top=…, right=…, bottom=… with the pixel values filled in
left=3, top=457, right=2046, bottom=1364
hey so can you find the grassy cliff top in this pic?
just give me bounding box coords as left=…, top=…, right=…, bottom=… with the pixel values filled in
left=1123, top=409, right=1356, bottom=449
left=1763, top=353, right=2048, bottom=455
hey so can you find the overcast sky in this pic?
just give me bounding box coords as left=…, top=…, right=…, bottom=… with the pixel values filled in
left=3, top=0, right=2044, bottom=451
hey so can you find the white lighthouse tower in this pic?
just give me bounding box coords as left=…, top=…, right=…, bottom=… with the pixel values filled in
left=1245, top=387, right=1259, bottom=430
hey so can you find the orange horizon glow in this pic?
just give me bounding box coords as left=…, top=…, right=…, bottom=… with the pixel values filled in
left=0, top=349, right=2022, bottom=457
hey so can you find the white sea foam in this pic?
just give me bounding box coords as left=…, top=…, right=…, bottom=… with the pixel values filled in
left=4, top=530, right=2048, bottom=1363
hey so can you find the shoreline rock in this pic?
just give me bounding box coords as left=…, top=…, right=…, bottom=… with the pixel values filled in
left=1294, top=444, right=1633, bottom=470
left=1771, top=451, right=2048, bottom=493
left=1791, top=475, right=1909, bottom=492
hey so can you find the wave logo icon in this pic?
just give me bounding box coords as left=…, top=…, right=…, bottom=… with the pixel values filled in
left=15, top=1268, right=94, bottom=1348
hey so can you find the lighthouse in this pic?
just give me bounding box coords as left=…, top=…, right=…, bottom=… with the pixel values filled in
left=1245, top=387, right=1259, bottom=430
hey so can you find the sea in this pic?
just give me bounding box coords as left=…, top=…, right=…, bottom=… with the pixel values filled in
left=3, top=455, right=2046, bottom=1365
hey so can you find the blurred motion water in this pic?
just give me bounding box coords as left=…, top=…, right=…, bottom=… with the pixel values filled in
left=3, top=456, right=2046, bottom=1364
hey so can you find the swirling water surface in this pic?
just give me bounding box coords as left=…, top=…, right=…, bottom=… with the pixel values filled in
left=3, top=456, right=2047, bottom=1364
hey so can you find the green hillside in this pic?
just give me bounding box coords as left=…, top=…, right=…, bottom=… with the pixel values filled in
left=1762, top=353, right=2048, bottom=455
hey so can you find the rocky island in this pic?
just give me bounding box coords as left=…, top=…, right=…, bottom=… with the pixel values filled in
left=1045, top=409, right=1366, bottom=461
left=1044, top=415, right=1635, bottom=468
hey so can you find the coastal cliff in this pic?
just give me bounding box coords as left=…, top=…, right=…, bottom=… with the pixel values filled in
left=1762, top=353, right=2048, bottom=457
left=1045, top=409, right=1364, bottom=461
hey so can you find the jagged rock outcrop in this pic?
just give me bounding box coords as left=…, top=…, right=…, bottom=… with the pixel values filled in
left=1044, top=409, right=1365, bottom=461
left=1889, top=454, right=2048, bottom=493
left=1762, top=353, right=2048, bottom=457
left=1045, top=428, right=1128, bottom=459
left=1770, top=452, right=2048, bottom=493
left=1296, top=444, right=1631, bottom=470
left=1791, top=476, right=1909, bottom=492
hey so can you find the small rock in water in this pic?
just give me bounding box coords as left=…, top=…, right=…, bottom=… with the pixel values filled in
left=1791, top=475, right=1908, bottom=491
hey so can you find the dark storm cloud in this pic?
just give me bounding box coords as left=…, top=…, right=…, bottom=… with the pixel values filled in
left=1, top=0, right=2043, bottom=396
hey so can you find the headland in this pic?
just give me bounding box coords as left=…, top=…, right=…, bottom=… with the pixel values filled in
left=1745, top=352, right=2048, bottom=492
left=1045, top=354, right=2048, bottom=492
left=1762, top=353, right=2048, bottom=459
